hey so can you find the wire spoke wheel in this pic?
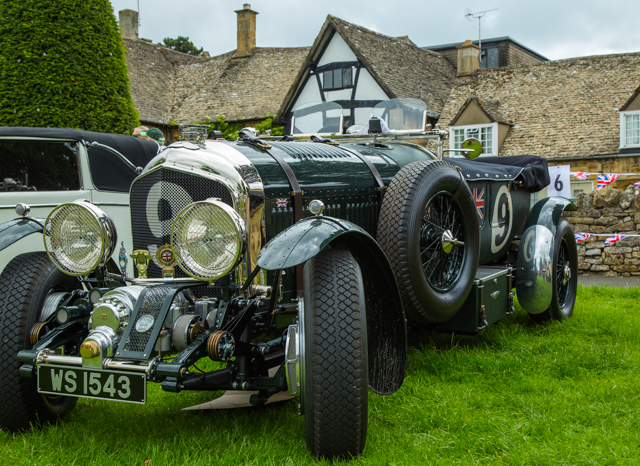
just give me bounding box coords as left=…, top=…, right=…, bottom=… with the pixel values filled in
left=420, top=191, right=465, bottom=292
left=377, top=160, right=480, bottom=323
left=556, top=239, right=570, bottom=308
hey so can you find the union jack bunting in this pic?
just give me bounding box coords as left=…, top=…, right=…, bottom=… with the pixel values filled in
left=597, top=173, right=621, bottom=190
left=571, top=172, right=591, bottom=181
left=604, top=234, right=627, bottom=246
left=574, top=232, right=592, bottom=243
left=635, top=180, right=640, bottom=189
left=473, top=188, right=485, bottom=220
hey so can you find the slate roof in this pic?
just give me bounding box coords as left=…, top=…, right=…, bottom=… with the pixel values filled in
left=124, top=39, right=309, bottom=125
left=278, top=15, right=456, bottom=120
left=437, top=52, right=640, bottom=159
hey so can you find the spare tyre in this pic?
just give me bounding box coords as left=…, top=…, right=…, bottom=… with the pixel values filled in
left=377, top=160, right=480, bottom=322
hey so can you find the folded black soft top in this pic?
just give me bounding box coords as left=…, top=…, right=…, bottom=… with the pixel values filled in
left=443, top=155, right=550, bottom=193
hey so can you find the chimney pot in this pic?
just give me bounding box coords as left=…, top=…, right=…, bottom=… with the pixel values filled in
left=119, top=9, right=139, bottom=40
left=243, top=4, right=251, bottom=9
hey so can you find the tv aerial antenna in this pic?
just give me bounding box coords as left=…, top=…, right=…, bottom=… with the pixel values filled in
left=464, top=8, right=498, bottom=52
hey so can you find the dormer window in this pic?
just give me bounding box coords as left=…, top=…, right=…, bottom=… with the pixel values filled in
left=450, top=123, right=496, bottom=156
left=620, top=110, right=640, bottom=148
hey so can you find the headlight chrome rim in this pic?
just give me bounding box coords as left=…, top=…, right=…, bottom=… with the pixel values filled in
left=43, top=200, right=117, bottom=276
left=171, top=199, right=246, bottom=281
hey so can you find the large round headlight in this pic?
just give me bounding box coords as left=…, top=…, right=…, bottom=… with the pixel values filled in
left=171, top=199, right=245, bottom=281
left=44, top=200, right=117, bottom=276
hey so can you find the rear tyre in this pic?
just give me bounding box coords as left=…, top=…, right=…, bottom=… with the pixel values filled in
left=0, top=252, right=80, bottom=432
left=529, top=219, right=578, bottom=322
left=377, top=160, right=480, bottom=322
left=302, top=249, right=368, bottom=459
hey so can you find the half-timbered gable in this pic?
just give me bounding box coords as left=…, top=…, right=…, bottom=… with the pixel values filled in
left=277, top=15, right=456, bottom=131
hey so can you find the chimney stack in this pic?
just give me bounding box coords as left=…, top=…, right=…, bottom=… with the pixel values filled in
left=119, top=9, right=139, bottom=40
left=456, top=40, right=480, bottom=77
left=233, top=4, right=258, bottom=59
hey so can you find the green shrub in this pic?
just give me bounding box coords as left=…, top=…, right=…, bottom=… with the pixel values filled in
left=0, top=0, right=139, bottom=133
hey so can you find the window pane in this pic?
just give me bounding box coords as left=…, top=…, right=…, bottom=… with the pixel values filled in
left=333, top=69, right=342, bottom=88
left=626, top=114, right=640, bottom=146
left=480, top=126, right=493, bottom=154
left=323, top=70, right=333, bottom=89
left=0, top=140, right=80, bottom=191
left=453, top=129, right=464, bottom=150
left=343, top=67, right=352, bottom=86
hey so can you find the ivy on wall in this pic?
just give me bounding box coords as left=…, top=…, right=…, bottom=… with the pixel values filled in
left=0, top=0, right=139, bottom=133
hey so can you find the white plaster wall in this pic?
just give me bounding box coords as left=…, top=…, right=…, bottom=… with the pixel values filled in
left=293, top=77, right=323, bottom=109
left=317, top=34, right=357, bottom=66
left=354, top=69, right=388, bottom=101
left=324, top=89, right=352, bottom=101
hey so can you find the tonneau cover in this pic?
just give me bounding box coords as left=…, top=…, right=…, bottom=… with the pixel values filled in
left=444, top=155, right=550, bottom=193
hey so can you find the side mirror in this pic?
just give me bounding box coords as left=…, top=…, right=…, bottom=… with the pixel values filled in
left=462, top=138, right=482, bottom=159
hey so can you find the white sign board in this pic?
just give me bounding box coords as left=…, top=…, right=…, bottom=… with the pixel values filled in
left=547, top=165, right=571, bottom=198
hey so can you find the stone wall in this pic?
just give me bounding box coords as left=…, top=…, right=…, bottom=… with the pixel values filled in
left=565, top=186, right=640, bottom=276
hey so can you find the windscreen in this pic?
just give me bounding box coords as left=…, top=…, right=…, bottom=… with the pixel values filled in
left=292, top=101, right=344, bottom=135
left=371, top=98, right=427, bottom=132
left=0, top=140, right=80, bottom=192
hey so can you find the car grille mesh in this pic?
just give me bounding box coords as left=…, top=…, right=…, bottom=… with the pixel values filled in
left=123, top=285, right=174, bottom=353
left=130, top=168, right=233, bottom=280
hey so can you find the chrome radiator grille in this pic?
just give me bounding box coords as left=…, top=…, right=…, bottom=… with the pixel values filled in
left=130, top=168, right=234, bottom=279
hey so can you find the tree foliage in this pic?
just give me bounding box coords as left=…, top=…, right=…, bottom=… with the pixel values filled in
left=0, top=0, right=139, bottom=132
left=160, top=36, right=203, bottom=56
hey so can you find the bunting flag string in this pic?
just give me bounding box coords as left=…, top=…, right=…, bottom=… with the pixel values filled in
left=574, top=232, right=638, bottom=246
left=597, top=173, right=621, bottom=190
left=569, top=172, right=633, bottom=190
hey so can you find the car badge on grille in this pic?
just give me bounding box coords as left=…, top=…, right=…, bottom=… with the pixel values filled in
left=276, top=198, right=288, bottom=208
left=130, top=250, right=151, bottom=279
left=156, top=244, right=177, bottom=278
left=118, top=242, right=128, bottom=275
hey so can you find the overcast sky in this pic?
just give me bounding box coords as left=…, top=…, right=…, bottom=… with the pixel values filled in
left=109, top=0, right=640, bottom=61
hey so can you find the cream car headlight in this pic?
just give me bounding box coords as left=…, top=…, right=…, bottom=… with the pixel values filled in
left=44, top=200, right=117, bottom=276
left=171, top=199, right=246, bottom=281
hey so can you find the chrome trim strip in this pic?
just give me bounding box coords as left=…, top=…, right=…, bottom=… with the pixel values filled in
left=0, top=203, right=61, bottom=209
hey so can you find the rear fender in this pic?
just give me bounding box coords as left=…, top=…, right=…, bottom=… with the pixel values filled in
left=0, top=217, right=44, bottom=252
left=257, top=217, right=407, bottom=395
left=516, top=197, right=576, bottom=313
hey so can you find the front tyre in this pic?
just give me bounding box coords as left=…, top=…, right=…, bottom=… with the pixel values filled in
left=0, top=252, right=80, bottom=432
left=529, top=219, right=578, bottom=322
left=302, top=249, right=368, bottom=459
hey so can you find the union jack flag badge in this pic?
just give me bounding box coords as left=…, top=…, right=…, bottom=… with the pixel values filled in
left=604, top=234, right=627, bottom=246
left=473, top=188, right=485, bottom=220
left=597, top=173, right=620, bottom=190
left=276, top=198, right=288, bottom=208
left=574, top=232, right=591, bottom=243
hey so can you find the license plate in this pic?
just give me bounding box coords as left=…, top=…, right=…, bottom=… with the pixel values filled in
left=38, top=365, right=146, bottom=404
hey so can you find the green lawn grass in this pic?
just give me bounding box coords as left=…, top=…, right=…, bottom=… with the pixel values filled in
left=2, top=284, right=639, bottom=465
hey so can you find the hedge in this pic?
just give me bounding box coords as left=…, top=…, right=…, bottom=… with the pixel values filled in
left=0, top=0, right=139, bottom=133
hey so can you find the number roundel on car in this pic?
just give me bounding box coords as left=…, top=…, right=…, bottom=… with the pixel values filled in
left=490, top=185, right=513, bottom=254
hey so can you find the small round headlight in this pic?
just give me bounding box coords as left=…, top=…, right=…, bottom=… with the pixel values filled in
left=44, top=200, right=117, bottom=276
left=171, top=199, right=245, bottom=280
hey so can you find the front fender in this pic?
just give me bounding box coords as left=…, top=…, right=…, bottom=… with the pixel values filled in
left=0, top=217, right=44, bottom=252
left=516, top=197, right=575, bottom=314
left=257, top=217, right=407, bottom=395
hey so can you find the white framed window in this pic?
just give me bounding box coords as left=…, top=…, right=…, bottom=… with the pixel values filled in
left=449, top=123, right=497, bottom=157
left=620, top=110, right=640, bottom=148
